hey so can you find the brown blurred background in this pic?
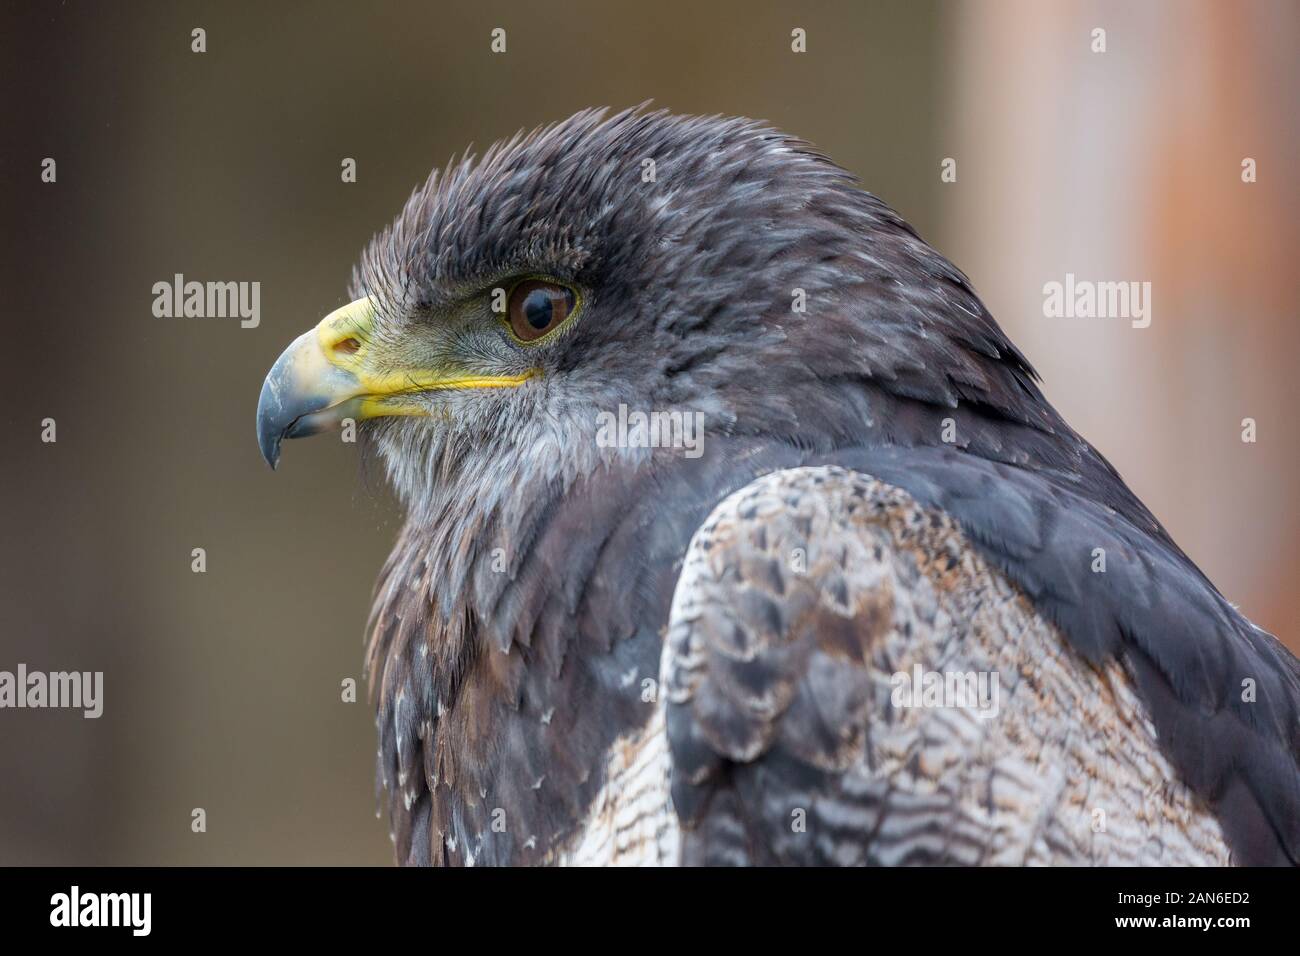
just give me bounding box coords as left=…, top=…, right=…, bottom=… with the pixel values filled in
left=0, top=0, right=1295, bottom=864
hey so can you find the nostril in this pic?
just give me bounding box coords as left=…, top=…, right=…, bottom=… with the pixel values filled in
left=333, top=337, right=361, bottom=355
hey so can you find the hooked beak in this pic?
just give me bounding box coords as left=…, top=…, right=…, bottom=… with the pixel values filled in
left=256, top=297, right=536, bottom=468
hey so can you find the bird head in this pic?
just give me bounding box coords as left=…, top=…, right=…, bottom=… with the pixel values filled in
left=257, top=107, right=1042, bottom=515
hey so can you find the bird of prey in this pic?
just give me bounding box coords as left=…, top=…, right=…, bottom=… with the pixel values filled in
left=256, top=108, right=1299, bottom=866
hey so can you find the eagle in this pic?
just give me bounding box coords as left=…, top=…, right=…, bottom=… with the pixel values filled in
left=256, top=108, right=1299, bottom=866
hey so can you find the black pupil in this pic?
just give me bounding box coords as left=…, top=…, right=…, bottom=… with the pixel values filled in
left=523, top=289, right=554, bottom=330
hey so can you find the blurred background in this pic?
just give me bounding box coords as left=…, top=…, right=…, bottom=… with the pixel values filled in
left=1, top=0, right=1295, bottom=864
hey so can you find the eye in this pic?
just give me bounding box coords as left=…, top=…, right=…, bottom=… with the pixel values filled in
left=507, top=279, right=577, bottom=342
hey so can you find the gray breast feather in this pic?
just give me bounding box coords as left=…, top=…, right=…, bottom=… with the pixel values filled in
left=661, top=465, right=1231, bottom=865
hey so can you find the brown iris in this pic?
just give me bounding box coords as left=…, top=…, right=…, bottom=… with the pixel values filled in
left=507, top=279, right=576, bottom=342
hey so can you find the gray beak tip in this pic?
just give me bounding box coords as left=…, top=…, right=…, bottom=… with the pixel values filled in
left=256, top=375, right=288, bottom=471
left=256, top=417, right=284, bottom=471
